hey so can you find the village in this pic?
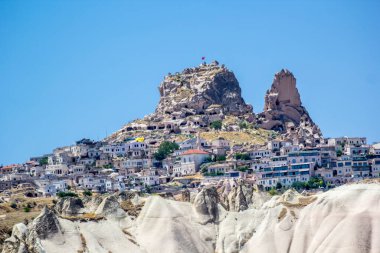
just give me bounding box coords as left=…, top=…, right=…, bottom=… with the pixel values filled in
left=1, top=62, right=380, bottom=199
left=1, top=134, right=379, bottom=198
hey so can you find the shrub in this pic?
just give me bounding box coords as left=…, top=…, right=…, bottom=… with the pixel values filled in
left=204, top=157, right=213, bottom=163
left=239, top=121, right=249, bottom=129
left=216, top=155, right=226, bottom=162
left=269, top=188, right=277, bottom=196
left=83, top=190, right=92, bottom=196
left=276, top=182, right=283, bottom=190
left=10, top=202, right=17, bottom=209
left=204, top=172, right=224, bottom=177
left=210, top=120, right=222, bottom=130
left=23, top=207, right=31, bottom=213
left=234, top=153, right=251, bottom=160
left=56, top=191, right=78, bottom=198
left=291, top=177, right=325, bottom=190
left=291, top=181, right=306, bottom=190
left=237, top=166, right=249, bottom=172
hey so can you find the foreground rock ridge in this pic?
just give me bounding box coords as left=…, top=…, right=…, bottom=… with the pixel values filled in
left=106, top=61, right=322, bottom=146
left=3, top=182, right=380, bottom=253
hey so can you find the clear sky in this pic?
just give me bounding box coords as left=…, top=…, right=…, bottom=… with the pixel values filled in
left=0, top=0, right=379, bottom=164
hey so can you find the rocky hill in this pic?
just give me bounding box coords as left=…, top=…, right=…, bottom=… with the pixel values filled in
left=3, top=182, right=380, bottom=253
left=106, top=62, right=322, bottom=147
left=153, top=61, right=253, bottom=121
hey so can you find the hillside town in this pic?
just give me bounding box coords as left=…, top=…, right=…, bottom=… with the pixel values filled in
left=1, top=62, right=379, bottom=197
left=1, top=134, right=379, bottom=196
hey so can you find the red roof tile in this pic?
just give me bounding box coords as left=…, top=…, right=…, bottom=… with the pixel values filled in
left=180, top=149, right=209, bottom=155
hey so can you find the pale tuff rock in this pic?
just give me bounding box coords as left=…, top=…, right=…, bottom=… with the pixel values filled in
left=3, top=184, right=380, bottom=253
left=153, top=62, right=253, bottom=121
left=218, top=179, right=270, bottom=212
left=31, top=206, right=61, bottom=240
left=55, top=197, right=84, bottom=216
left=94, top=195, right=126, bottom=217
left=2, top=207, right=60, bottom=253
left=193, top=187, right=219, bottom=224
left=1, top=224, right=28, bottom=253
left=258, top=69, right=323, bottom=146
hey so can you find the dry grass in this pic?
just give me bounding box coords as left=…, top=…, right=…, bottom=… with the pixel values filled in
left=281, top=196, right=317, bottom=208
left=120, top=200, right=144, bottom=217
left=200, top=128, right=272, bottom=146
left=60, top=213, right=104, bottom=222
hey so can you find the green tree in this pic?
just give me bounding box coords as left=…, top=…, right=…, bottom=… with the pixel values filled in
left=239, top=121, right=249, bottom=129
left=39, top=157, right=48, bottom=166
left=210, top=120, right=222, bottom=130
left=291, top=181, right=305, bottom=190
left=153, top=141, right=179, bottom=161
left=204, top=157, right=213, bottom=163
left=234, top=153, right=251, bottom=160
left=56, top=191, right=78, bottom=198
left=83, top=190, right=92, bottom=196
left=276, top=182, right=283, bottom=190
left=237, top=166, right=249, bottom=172
left=216, top=155, right=226, bottom=161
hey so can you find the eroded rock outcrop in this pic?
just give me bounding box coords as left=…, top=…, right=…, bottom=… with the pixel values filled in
left=95, top=195, right=126, bottom=217
left=193, top=187, right=219, bottom=224
left=258, top=69, right=323, bottom=146
left=55, top=197, right=84, bottom=216
left=30, top=206, right=61, bottom=240
left=4, top=184, right=380, bottom=253
left=153, top=62, right=253, bottom=121
left=2, top=207, right=60, bottom=253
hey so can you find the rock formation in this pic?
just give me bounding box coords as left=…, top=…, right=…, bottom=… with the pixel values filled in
left=152, top=61, right=253, bottom=121
left=3, top=183, right=380, bottom=253
left=193, top=187, right=219, bottom=224
left=55, top=197, right=84, bottom=216
left=106, top=62, right=323, bottom=148
left=258, top=69, right=323, bottom=146
left=2, top=207, right=60, bottom=253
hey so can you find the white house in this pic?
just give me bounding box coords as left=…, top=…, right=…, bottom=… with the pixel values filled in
left=179, top=149, right=210, bottom=175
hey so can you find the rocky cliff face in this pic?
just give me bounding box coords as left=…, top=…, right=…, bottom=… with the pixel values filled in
left=258, top=69, right=323, bottom=146
left=150, top=61, right=253, bottom=121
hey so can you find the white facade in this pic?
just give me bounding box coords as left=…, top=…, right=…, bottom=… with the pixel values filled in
left=46, top=164, right=69, bottom=176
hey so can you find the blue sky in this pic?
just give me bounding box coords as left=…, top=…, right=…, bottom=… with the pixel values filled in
left=0, top=0, right=379, bottom=164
